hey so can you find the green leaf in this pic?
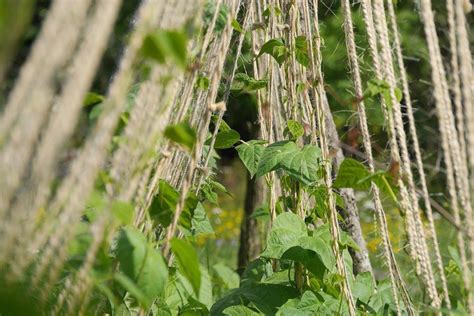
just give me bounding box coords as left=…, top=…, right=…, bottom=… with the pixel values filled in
left=191, top=203, right=214, bottom=236
left=256, top=141, right=297, bottom=177
left=148, top=180, right=179, bottom=226
left=114, top=273, right=148, bottom=308
left=256, top=141, right=322, bottom=185
left=170, top=238, right=201, bottom=296
left=279, top=144, right=322, bottom=185
left=89, top=103, right=103, bottom=120
left=206, top=129, right=240, bottom=149
left=363, top=79, right=390, bottom=99
left=111, top=201, right=134, bottom=225
left=148, top=180, right=196, bottom=229
left=286, top=120, right=304, bottom=139
left=333, top=158, right=371, bottom=190
left=141, top=29, right=188, bottom=69
left=294, top=36, right=309, bottom=67
left=196, top=75, right=210, bottom=90
left=333, top=158, right=398, bottom=198
left=369, top=280, right=396, bottom=313
left=352, top=272, right=375, bottom=303
left=83, top=92, right=104, bottom=107
left=241, top=284, right=299, bottom=315
left=231, top=19, right=243, bottom=33
left=339, top=231, right=361, bottom=251
left=116, top=227, right=168, bottom=309
left=236, top=140, right=266, bottom=177
left=203, top=2, right=229, bottom=34
left=250, top=205, right=270, bottom=220
left=261, top=212, right=307, bottom=258
left=214, top=116, right=231, bottom=132
left=241, top=258, right=273, bottom=284
left=277, top=291, right=321, bottom=315
left=257, top=38, right=288, bottom=65
left=213, top=263, right=240, bottom=289
left=223, top=305, right=260, bottom=315
left=164, top=122, right=196, bottom=151
left=233, top=73, right=268, bottom=91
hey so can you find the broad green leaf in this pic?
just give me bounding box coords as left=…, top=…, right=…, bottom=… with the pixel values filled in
left=241, top=284, right=299, bottom=315
left=277, top=291, right=320, bottom=315
left=201, top=182, right=218, bottom=204
left=250, top=205, right=270, bottom=220
left=232, top=73, right=268, bottom=91
left=352, top=272, right=375, bottom=303
left=236, top=140, right=266, bottom=177
left=164, top=122, right=196, bottom=151
left=241, top=258, right=273, bottom=285
left=294, top=36, right=309, bottom=67
left=170, top=238, right=201, bottom=296
left=256, top=141, right=322, bottom=184
left=298, top=236, right=335, bottom=271
left=198, top=267, right=213, bottom=308
left=191, top=203, right=214, bottom=236
left=111, top=201, right=134, bottom=225
left=281, top=236, right=335, bottom=279
left=206, top=129, right=240, bottom=149
left=261, top=212, right=307, bottom=258
left=116, top=227, right=168, bottom=309
left=369, top=280, right=396, bottom=313
left=213, top=263, right=240, bottom=289
left=179, top=298, right=209, bottom=316
left=141, top=29, right=188, bottom=68
left=333, top=158, right=371, bottom=190
left=214, top=115, right=231, bottom=132
left=148, top=180, right=179, bottom=226
left=279, top=144, right=322, bottom=185
left=363, top=79, right=390, bottom=99
left=257, top=38, right=288, bottom=65
left=334, top=158, right=398, bottom=198
left=223, top=305, right=260, bottom=315
left=340, top=231, right=361, bottom=252
left=256, top=141, right=297, bottom=177
left=114, top=273, right=148, bottom=309
left=286, top=120, right=304, bottom=139
left=148, top=180, right=195, bottom=229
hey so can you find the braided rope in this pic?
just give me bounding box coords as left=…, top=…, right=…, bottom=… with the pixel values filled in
left=418, top=0, right=474, bottom=311
left=1, top=0, right=122, bottom=276
left=372, top=0, right=439, bottom=306
left=29, top=0, right=167, bottom=296
left=0, top=0, right=93, bottom=215
left=162, top=0, right=241, bottom=257
left=342, top=0, right=415, bottom=313
left=386, top=0, right=450, bottom=307
left=309, top=1, right=356, bottom=313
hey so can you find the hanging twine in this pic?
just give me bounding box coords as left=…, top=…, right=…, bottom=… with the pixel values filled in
left=386, top=0, right=450, bottom=308
left=0, top=0, right=93, bottom=216
left=418, top=0, right=474, bottom=311
left=372, top=0, right=440, bottom=306
left=0, top=0, right=123, bottom=277
left=342, top=0, right=417, bottom=313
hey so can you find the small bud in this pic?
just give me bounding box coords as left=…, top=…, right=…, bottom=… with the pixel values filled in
left=161, top=150, right=171, bottom=158
left=208, top=101, right=226, bottom=112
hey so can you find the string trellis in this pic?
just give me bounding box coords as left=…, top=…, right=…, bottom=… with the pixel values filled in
left=0, top=0, right=471, bottom=314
